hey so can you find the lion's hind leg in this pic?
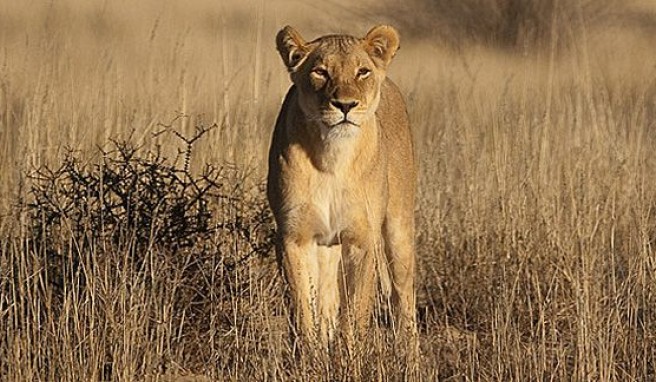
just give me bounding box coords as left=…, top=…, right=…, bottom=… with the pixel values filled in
left=382, top=215, right=416, bottom=334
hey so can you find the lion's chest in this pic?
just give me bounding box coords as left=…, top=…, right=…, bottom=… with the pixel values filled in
left=310, top=175, right=354, bottom=247
left=281, top=128, right=380, bottom=246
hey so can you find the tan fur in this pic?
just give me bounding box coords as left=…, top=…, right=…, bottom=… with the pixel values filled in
left=267, top=25, right=416, bottom=345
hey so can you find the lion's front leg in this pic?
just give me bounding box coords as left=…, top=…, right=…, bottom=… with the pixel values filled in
left=281, top=237, right=320, bottom=345
left=341, top=245, right=376, bottom=333
left=339, top=226, right=380, bottom=340
left=316, top=245, right=342, bottom=346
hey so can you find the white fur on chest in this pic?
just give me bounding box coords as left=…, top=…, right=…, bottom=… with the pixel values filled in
left=311, top=175, right=350, bottom=246
left=312, top=126, right=360, bottom=246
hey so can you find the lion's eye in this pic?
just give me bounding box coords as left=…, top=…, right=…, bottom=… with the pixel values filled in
left=357, top=68, right=371, bottom=78
left=311, top=68, right=329, bottom=79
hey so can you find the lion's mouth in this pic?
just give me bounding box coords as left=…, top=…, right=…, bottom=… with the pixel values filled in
left=320, top=117, right=362, bottom=141
left=329, top=119, right=360, bottom=128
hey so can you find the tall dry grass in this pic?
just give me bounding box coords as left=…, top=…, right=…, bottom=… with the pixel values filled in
left=2, top=0, right=656, bottom=380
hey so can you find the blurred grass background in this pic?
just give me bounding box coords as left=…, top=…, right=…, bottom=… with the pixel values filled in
left=1, top=0, right=656, bottom=380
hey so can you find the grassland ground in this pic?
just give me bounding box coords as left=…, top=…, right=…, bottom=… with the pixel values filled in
left=2, top=0, right=656, bottom=380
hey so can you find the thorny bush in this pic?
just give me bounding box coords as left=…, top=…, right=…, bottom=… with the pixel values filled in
left=26, top=121, right=276, bottom=293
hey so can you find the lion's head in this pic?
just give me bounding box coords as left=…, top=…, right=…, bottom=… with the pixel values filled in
left=276, top=25, right=400, bottom=139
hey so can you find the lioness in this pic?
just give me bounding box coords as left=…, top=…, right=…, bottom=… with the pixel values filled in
left=267, top=25, right=416, bottom=345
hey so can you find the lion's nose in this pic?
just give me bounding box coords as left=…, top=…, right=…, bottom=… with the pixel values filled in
left=330, top=100, right=359, bottom=115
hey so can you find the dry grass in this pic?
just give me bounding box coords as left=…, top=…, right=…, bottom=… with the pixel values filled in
left=2, top=0, right=656, bottom=380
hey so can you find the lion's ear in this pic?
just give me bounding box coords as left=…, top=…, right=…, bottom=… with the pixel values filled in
left=276, top=26, right=309, bottom=72
left=364, top=25, right=400, bottom=67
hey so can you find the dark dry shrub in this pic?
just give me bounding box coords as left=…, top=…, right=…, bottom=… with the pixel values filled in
left=25, top=122, right=276, bottom=301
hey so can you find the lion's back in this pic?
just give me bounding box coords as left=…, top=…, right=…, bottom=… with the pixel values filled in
left=377, top=78, right=415, bottom=210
